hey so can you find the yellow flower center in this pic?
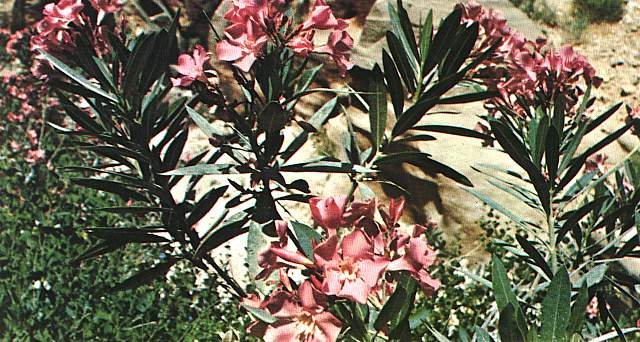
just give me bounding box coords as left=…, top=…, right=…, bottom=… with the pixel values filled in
left=338, top=258, right=359, bottom=281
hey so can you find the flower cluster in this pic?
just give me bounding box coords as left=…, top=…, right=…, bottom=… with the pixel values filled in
left=245, top=196, right=440, bottom=341
left=1, top=30, right=54, bottom=165
left=30, top=0, right=123, bottom=77
left=216, top=0, right=354, bottom=75
left=458, top=1, right=601, bottom=117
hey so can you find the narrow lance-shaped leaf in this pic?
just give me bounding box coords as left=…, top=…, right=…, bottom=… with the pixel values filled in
left=386, top=31, right=416, bottom=94
left=382, top=49, right=405, bottom=118
left=369, top=64, right=388, bottom=154
left=37, top=49, right=117, bottom=102
left=112, top=259, right=177, bottom=291
left=515, top=235, right=553, bottom=279
left=540, top=267, right=571, bottom=342
left=498, top=304, right=526, bottom=342
left=567, top=285, right=589, bottom=335
left=186, top=186, right=228, bottom=227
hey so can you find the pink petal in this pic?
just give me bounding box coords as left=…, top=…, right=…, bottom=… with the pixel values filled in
left=340, top=229, right=372, bottom=260
left=233, top=52, right=257, bottom=72
left=358, top=257, right=388, bottom=287
left=338, top=278, right=370, bottom=304
left=216, top=39, right=243, bottom=62
left=313, top=235, right=339, bottom=266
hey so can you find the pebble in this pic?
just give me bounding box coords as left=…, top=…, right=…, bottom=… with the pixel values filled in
left=621, top=86, right=633, bottom=97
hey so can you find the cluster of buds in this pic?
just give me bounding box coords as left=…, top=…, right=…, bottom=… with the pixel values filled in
left=215, top=0, right=354, bottom=75
left=244, top=196, right=440, bottom=342
left=458, top=1, right=600, bottom=117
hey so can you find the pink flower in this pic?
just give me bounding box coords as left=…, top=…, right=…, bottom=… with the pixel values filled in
left=586, top=296, right=599, bottom=319
left=216, top=20, right=269, bottom=72
left=309, top=195, right=347, bottom=235
left=26, top=129, right=39, bottom=145
left=314, top=30, right=354, bottom=76
left=314, top=229, right=388, bottom=304
left=301, top=0, right=347, bottom=31
left=584, top=153, right=608, bottom=174
left=288, top=31, right=315, bottom=57
left=342, top=197, right=377, bottom=232
left=42, top=0, right=84, bottom=26
left=171, top=44, right=211, bottom=87
left=257, top=221, right=314, bottom=280
left=627, top=106, right=640, bottom=136
left=25, top=149, right=46, bottom=164
left=379, top=197, right=405, bottom=229
left=247, top=281, right=342, bottom=342
left=88, top=0, right=124, bottom=24
left=7, top=111, right=25, bottom=123
left=387, top=225, right=440, bottom=294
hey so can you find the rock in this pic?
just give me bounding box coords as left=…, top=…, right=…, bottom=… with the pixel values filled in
left=610, top=59, right=625, bottom=67
left=621, top=85, right=633, bottom=97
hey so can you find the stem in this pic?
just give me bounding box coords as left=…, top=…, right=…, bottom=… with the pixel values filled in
left=547, top=207, right=557, bottom=274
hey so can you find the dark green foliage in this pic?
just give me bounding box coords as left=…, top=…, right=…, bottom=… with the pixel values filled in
left=574, top=0, right=625, bottom=22
left=0, top=153, right=248, bottom=341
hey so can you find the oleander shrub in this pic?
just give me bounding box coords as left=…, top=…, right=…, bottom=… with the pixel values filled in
left=2, top=0, right=639, bottom=341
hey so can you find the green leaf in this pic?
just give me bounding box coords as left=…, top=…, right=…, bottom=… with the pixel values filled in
left=498, top=304, right=526, bottom=342
left=281, top=97, right=337, bottom=162
left=426, top=325, right=451, bottom=342
left=438, top=90, right=498, bottom=105
left=411, top=124, right=491, bottom=140
left=259, top=102, right=287, bottom=134
left=186, top=106, right=222, bottom=137
left=71, top=178, right=147, bottom=202
left=388, top=0, right=419, bottom=67
left=441, top=21, right=479, bottom=77
left=424, top=7, right=462, bottom=72
left=575, top=264, right=608, bottom=288
left=72, top=241, right=126, bottom=264
left=585, top=102, right=623, bottom=135
left=383, top=49, right=405, bottom=118
left=295, top=63, right=323, bottom=94
left=391, top=97, right=438, bottom=137
left=290, top=221, right=321, bottom=260
left=95, top=206, right=170, bottom=214
left=280, top=160, right=376, bottom=174
left=557, top=196, right=607, bottom=244
left=195, top=211, right=249, bottom=257
left=112, top=259, right=176, bottom=291
left=540, top=267, right=571, bottom=342
left=369, top=64, right=387, bottom=154
left=186, top=186, right=228, bottom=227
left=567, top=285, right=589, bottom=335
left=386, top=31, right=416, bottom=94
left=374, top=284, right=406, bottom=331
left=492, top=256, right=529, bottom=337
left=515, top=235, right=553, bottom=279
left=241, top=304, right=277, bottom=324
left=490, top=118, right=550, bottom=213
left=419, top=10, right=433, bottom=69
left=163, top=164, right=250, bottom=176
left=492, top=255, right=518, bottom=311
left=546, top=126, right=560, bottom=183
left=38, top=49, right=117, bottom=102
left=465, top=188, right=527, bottom=227
left=475, top=327, right=494, bottom=342
left=85, top=227, right=169, bottom=243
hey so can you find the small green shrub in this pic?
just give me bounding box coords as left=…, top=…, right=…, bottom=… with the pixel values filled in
left=509, top=0, right=559, bottom=27
left=574, top=0, right=625, bottom=22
